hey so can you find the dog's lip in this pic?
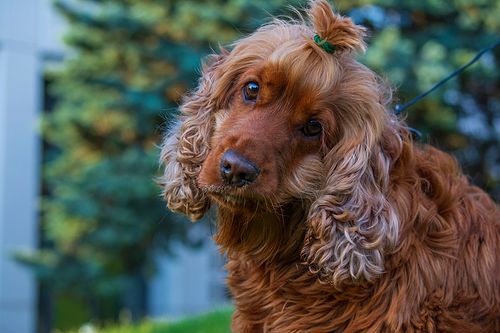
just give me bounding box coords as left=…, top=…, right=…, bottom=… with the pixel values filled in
left=200, top=184, right=252, bottom=207
left=209, top=192, right=248, bottom=208
left=200, top=184, right=270, bottom=210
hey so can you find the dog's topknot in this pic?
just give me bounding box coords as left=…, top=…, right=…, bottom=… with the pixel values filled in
left=308, top=0, right=367, bottom=53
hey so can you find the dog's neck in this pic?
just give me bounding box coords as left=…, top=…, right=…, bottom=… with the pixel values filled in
left=214, top=201, right=308, bottom=264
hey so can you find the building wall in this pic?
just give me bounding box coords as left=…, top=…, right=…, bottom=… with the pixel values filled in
left=0, top=1, right=65, bottom=332
left=149, top=236, right=229, bottom=318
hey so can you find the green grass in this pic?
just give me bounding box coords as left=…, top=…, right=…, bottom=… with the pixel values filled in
left=72, top=308, right=233, bottom=333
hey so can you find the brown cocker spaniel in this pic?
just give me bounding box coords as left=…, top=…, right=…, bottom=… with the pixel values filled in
left=159, top=1, right=500, bottom=332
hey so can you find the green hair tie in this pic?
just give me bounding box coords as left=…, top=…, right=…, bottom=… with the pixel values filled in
left=313, top=34, right=336, bottom=54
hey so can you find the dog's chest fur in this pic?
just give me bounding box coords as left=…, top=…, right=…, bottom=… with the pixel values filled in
left=226, top=252, right=498, bottom=333
left=222, top=185, right=500, bottom=333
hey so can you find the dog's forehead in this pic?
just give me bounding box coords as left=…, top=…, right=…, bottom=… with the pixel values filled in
left=228, top=25, right=341, bottom=112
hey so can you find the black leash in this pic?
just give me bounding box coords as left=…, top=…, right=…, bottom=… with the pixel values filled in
left=395, top=40, right=500, bottom=115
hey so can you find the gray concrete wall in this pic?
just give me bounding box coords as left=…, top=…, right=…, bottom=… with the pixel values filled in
left=149, top=238, right=229, bottom=318
left=0, top=1, right=65, bottom=332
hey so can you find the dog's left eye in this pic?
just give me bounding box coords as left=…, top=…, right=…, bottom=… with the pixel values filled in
left=302, top=120, right=322, bottom=137
left=243, top=82, right=259, bottom=101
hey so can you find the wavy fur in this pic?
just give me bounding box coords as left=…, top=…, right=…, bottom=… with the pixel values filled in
left=160, top=1, right=500, bottom=331
left=159, top=54, right=227, bottom=220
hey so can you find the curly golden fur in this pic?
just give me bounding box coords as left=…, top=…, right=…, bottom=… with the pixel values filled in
left=159, top=1, right=500, bottom=331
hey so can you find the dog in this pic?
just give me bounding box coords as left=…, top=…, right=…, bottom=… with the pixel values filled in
left=159, top=0, right=499, bottom=331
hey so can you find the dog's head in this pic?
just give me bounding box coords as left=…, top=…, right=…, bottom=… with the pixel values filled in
left=160, top=0, right=401, bottom=286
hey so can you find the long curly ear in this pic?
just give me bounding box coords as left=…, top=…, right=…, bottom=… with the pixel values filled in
left=301, top=60, right=400, bottom=287
left=159, top=53, right=226, bottom=221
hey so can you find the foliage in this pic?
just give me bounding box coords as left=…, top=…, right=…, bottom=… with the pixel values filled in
left=69, top=308, right=232, bottom=333
left=15, top=0, right=499, bottom=330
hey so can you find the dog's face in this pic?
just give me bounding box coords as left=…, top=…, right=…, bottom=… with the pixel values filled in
left=160, top=0, right=400, bottom=287
left=198, top=59, right=335, bottom=211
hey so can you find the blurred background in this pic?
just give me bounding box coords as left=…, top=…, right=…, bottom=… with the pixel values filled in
left=0, top=0, right=498, bottom=332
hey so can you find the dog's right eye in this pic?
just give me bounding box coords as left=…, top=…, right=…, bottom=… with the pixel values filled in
left=243, top=82, right=259, bottom=102
left=302, top=119, right=322, bottom=138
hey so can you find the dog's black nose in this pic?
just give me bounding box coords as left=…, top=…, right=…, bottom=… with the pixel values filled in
left=220, top=150, right=260, bottom=187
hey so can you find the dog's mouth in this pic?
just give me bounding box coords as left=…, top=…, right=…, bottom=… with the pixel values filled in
left=201, top=185, right=260, bottom=210
left=210, top=193, right=249, bottom=209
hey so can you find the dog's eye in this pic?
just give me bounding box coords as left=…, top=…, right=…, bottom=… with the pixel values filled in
left=302, top=120, right=322, bottom=137
left=243, top=82, right=259, bottom=101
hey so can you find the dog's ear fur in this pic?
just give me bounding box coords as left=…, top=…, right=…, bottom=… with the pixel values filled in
left=159, top=53, right=227, bottom=221
left=308, top=0, right=366, bottom=53
left=302, top=69, right=400, bottom=287
left=302, top=1, right=399, bottom=287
